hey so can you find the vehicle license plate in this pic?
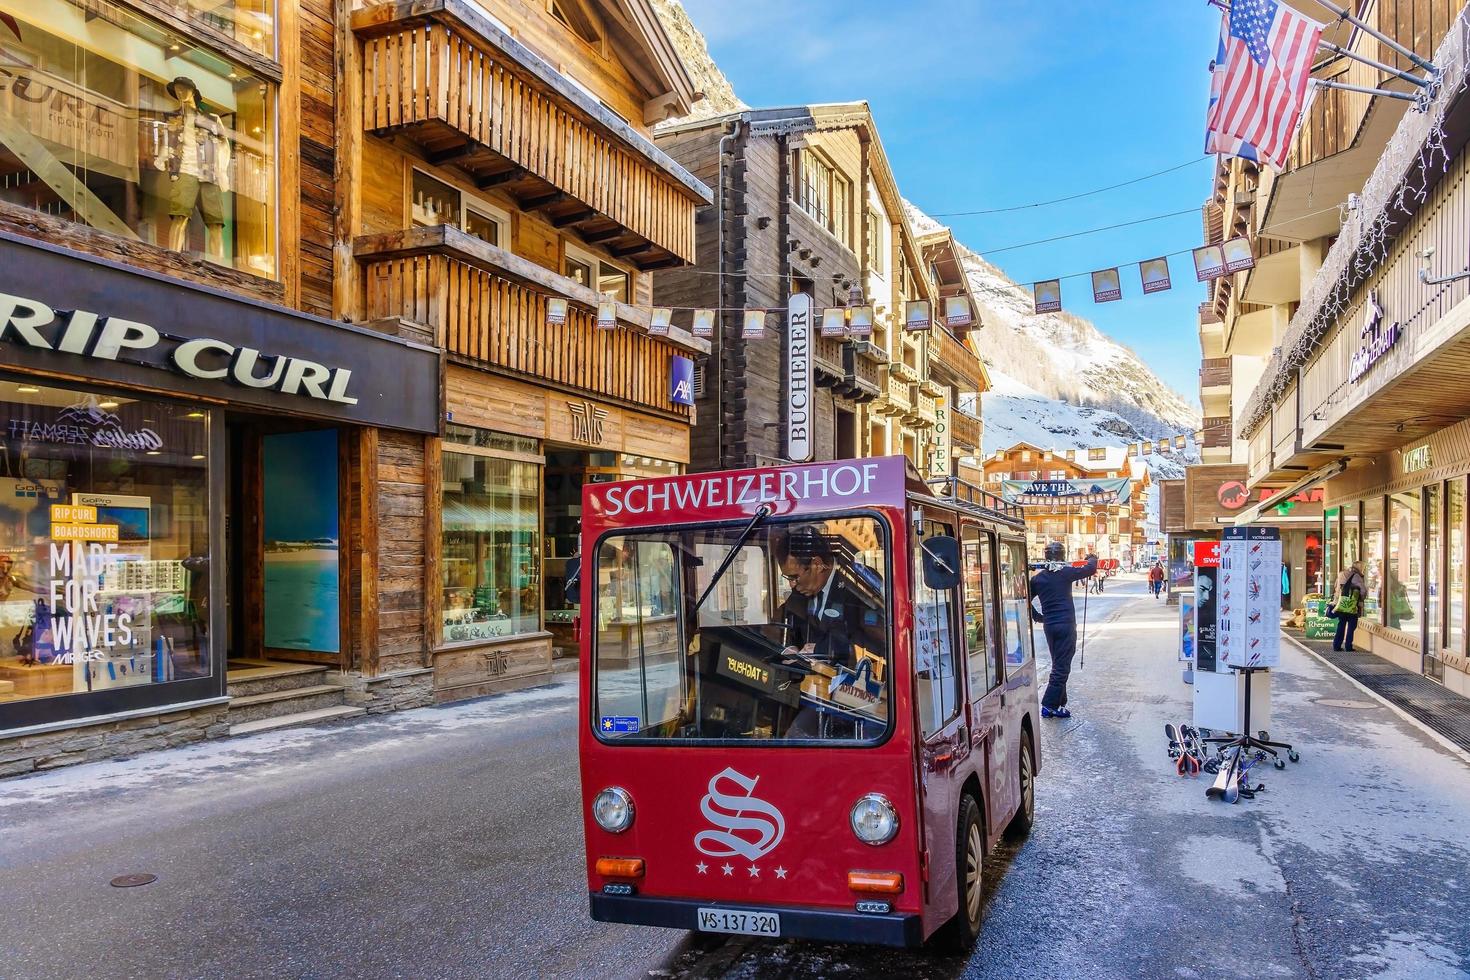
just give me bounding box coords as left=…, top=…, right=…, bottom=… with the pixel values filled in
left=696, top=907, right=781, bottom=937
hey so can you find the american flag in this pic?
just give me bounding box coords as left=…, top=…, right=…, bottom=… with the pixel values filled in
left=1205, top=0, right=1323, bottom=169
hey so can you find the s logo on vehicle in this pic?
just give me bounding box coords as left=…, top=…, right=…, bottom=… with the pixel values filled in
left=694, top=767, right=786, bottom=861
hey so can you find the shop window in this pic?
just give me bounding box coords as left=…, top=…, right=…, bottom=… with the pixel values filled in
left=0, top=0, right=278, bottom=277
left=0, top=381, right=210, bottom=709
left=1450, top=479, right=1465, bottom=654
left=183, top=0, right=275, bottom=57
left=1388, top=491, right=1421, bottom=636
left=441, top=426, right=541, bottom=644
left=1363, top=499, right=1385, bottom=623
left=1426, top=484, right=1441, bottom=650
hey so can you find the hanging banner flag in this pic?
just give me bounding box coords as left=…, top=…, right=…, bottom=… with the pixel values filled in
left=670, top=355, right=695, bottom=406
left=1000, top=477, right=1131, bottom=506
left=648, top=307, right=672, bottom=336
left=820, top=307, right=846, bottom=338
left=743, top=309, right=767, bottom=339
left=1033, top=280, right=1062, bottom=314
left=1205, top=5, right=1323, bottom=171
left=1140, top=257, right=1172, bottom=294
left=692, top=309, right=715, bottom=338
left=597, top=298, right=618, bottom=329
left=1223, top=236, right=1255, bottom=273
left=546, top=297, right=568, bottom=326
left=904, top=300, right=932, bottom=332
left=1193, top=244, right=1226, bottom=282
left=848, top=306, right=874, bottom=338
left=943, top=296, right=973, bottom=329
left=787, top=293, right=814, bottom=462
left=1091, top=268, right=1122, bottom=304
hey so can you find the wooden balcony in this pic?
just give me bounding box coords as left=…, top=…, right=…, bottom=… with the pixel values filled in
left=814, top=335, right=846, bottom=385
left=355, top=225, right=706, bottom=416
left=906, top=389, right=937, bottom=429
left=926, top=327, right=985, bottom=393
left=843, top=341, right=884, bottom=401
left=1201, top=416, right=1232, bottom=450
left=1200, top=357, right=1232, bottom=390
left=353, top=0, right=709, bottom=268
left=950, top=405, right=982, bottom=453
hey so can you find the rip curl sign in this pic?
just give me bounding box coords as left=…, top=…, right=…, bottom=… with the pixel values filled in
left=694, top=767, right=786, bottom=861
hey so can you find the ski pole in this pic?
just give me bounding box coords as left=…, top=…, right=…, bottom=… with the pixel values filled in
left=1080, top=576, right=1089, bottom=669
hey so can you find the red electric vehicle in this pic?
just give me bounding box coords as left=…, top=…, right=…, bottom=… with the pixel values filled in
left=573, top=456, right=1041, bottom=949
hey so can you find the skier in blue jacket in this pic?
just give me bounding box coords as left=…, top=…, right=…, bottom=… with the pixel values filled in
left=1030, top=542, right=1098, bottom=719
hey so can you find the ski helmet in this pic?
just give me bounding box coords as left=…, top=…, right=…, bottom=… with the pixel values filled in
left=1044, top=541, right=1065, bottom=562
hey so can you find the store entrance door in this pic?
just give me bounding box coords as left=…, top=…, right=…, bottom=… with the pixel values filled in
left=225, top=418, right=347, bottom=676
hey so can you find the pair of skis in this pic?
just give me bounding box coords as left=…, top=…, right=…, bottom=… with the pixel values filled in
left=1204, top=746, right=1269, bottom=804
left=1164, top=723, right=1216, bottom=777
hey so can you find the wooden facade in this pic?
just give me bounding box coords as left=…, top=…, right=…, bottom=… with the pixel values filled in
left=981, top=443, right=1149, bottom=560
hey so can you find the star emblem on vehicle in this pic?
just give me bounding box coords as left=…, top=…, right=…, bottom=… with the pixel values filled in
left=722, top=863, right=734, bottom=876
left=747, top=865, right=760, bottom=878
left=775, top=867, right=788, bottom=879
left=695, top=862, right=708, bottom=875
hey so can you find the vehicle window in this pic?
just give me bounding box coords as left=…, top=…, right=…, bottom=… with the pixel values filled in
left=1000, top=539, right=1034, bottom=671
left=962, top=525, right=998, bottom=696
left=593, top=516, right=889, bottom=744
left=916, top=519, right=961, bottom=737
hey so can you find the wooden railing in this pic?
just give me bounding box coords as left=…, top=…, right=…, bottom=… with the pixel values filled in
left=356, top=226, right=696, bottom=416
left=1198, top=302, right=1222, bottom=326
left=1247, top=422, right=1273, bottom=484
left=1201, top=416, right=1232, bottom=449
left=1200, top=357, right=1232, bottom=389
left=926, top=327, right=985, bottom=393
left=846, top=342, right=885, bottom=396
left=354, top=0, right=702, bottom=264
left=815, top=335, right=845, bottom=380
left=950, top=406, right=982, bottom=452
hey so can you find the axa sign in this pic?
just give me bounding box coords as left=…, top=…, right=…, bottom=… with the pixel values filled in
left=670, top=355, right=695, bottom=406
left=695, top=767, right=786, bottom=861
left=0, top=291, right=358, bottom=406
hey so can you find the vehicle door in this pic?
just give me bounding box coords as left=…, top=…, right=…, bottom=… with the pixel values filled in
left=993, top=537, right=1037, bottom=823
left=961, top=523, right=1009, bottom=841
left=913, top=514, right=965, bottom=920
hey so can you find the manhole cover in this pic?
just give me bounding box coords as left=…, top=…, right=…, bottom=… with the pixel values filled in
left=1313, top=698, right=1378, bottom=710
left=109, top=874, right=157, bottom=888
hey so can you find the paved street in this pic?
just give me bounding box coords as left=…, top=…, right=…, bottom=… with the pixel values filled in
left=4, top=574, right=1470, bottom=979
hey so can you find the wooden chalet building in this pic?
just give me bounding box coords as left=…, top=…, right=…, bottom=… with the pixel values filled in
left=0, top=0, right=711, bottom=772
left=652, top=103, right=986, bottom=474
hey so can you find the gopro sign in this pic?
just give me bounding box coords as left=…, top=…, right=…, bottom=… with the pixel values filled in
left=670, top=355, right=695, bottom=406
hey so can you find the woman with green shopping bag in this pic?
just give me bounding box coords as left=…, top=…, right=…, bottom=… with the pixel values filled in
left=1332, top=561, right=1366, bottom=652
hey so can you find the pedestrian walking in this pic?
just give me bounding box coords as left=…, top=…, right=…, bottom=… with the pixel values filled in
left=1332, top=560, right=1366, bottom=652
left=1148, top=560, right=1165, bottom=598
left=1030, top=542, right=1098, bottom=719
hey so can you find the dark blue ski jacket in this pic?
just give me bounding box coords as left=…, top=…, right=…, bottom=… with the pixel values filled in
left=1029, top=556, right=1098, bottom=630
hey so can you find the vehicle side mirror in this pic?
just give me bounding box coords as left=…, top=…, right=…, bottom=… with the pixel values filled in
left=564, top=555, right=581, bottom=607
left=920, top=535, right=961, bottom=591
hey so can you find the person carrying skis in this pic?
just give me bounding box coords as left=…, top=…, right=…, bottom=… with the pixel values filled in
left=1030, top=542, right=1098, bottom=719
left=1148, top=560, right=1166, bottom=598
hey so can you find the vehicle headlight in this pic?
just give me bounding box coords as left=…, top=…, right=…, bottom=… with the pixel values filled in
left=850, top=793, right=899, bottom=845
left=592, top=787, right=635, bottom=833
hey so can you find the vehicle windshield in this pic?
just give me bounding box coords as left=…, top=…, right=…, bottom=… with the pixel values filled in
left=592, top=515, right=890, bottom=744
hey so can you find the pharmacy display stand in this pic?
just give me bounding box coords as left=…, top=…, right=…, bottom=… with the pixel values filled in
left=1198, top=527, right=1300, bottom=802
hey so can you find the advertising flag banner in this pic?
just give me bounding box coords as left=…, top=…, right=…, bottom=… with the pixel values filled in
left=1033, top=279, right=1062, bottom=314
left=743, top=309, right=767, bottom=339
left=943, top=296, right=973, bottom=329
left=1091, top=267, right=1122, bottom=304
left=1193, top=244, right=1227, bottom=282
left=1218, top=526, right=1282, bottom=669
left=1195, top=563, right=1218, bottom=671
left=848, top=305, right=874, bottom=338
left=1140, top=257, right=1172, bottom=294
left=904, top=300, right=932, bottom=331
left=648, top=307, right=672, bottom=335
left=1223, top=236, right=1255, bottom=273
left=1000, top=477, right=1131, bottom=506
left=670, top=355, right=695, bottom=406
left=546, top=297, right=568, bottom=326
left=820, top=307, right=846, bottom=337
left=692, top=309, right=715, bottom=338
left=596, top=298, right=617, bottom=329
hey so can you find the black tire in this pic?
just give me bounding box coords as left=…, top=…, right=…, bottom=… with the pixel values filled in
left=932, top=794, right=984, bottom=955
left=1006, top=732, right=1036, bottom=839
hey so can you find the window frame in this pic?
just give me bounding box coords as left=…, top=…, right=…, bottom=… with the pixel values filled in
left=564, top=241, right=631, bottom=302
left=411, top=167, right=510, bottom=245
left=962, top=523, right=1001, bottom=700
left=916, top=515, right=963, bottom=739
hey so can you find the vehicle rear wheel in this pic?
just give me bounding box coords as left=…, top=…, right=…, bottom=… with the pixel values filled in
left=932, top=794, right=984, bottom=954
left=1006, top=732, right=1036, bottom=838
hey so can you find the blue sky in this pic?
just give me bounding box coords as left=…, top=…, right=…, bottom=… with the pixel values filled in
left=679, top=0, right=1218, bottom=404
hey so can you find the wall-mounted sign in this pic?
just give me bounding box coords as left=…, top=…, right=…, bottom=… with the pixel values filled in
left=1091, top=268, right=1122, bottom=304
left=1404, top=444, right=1432, bottom=473
left=0, top=235, right=440, bottom=433
left=1217, top=480, right=1249, bottom=510
left=1350, top=290, right=1401, bottom=382
left=1140, top=257, right=1172, bottom=294
left=928, top=396, right=950, bottom=478
left=569, top=400, right=609, bottom=445
left=786, top=293, right=814, bottom=462
left=670, top=355, right=695, bottom=406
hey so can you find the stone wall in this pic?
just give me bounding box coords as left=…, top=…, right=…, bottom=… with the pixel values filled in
left=0, top=704, right=229, bottom=779
left=330, top=667, right=436, bottom=715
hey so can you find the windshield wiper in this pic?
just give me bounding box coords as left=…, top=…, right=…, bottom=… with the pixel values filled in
left=694, top=505, right=773, bottom=614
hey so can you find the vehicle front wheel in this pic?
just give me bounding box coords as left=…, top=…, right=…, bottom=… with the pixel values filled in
left=1006, top=732, right=1036, bottom=839
left=932, top=794, right=984, bottom=954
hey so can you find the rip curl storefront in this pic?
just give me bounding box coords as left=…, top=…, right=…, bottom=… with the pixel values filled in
left=0, top=234, right=439, bottom=771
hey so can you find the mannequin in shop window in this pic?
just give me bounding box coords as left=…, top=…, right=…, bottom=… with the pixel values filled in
left=142, top=76, right=232, bottom=260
